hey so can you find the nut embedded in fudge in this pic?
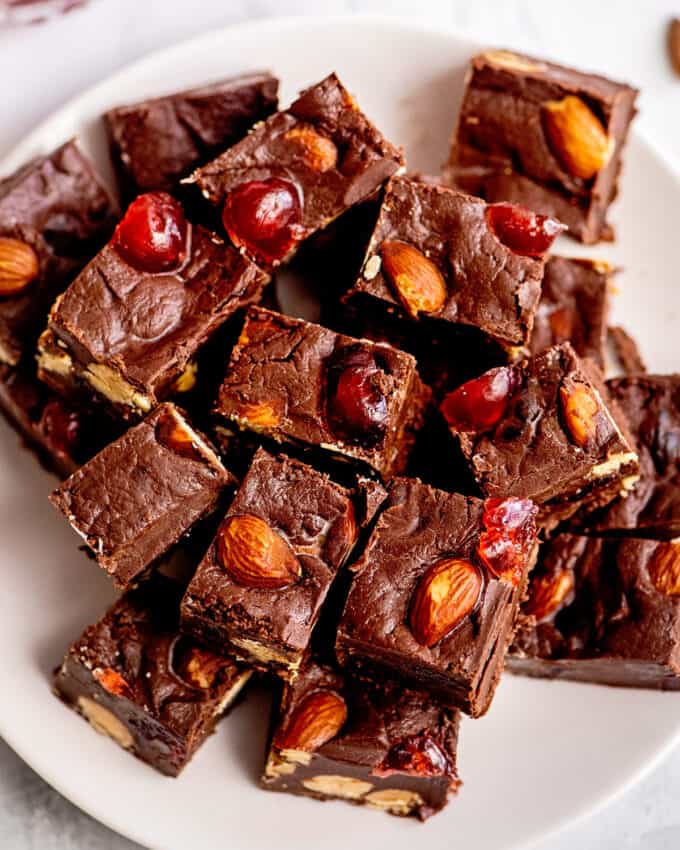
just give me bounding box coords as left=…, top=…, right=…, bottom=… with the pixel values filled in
left=54, top=575, right=252, bottom=776
left=105, top=72, right=279, bottom=200
left=189, top=72, right=404, bottom=267
left=440, top=342, right=639, bottom=529
left=213, top=306, right=431, bottom=480
left=335, top=477, right=538, bottom=716
left=181, top=448, right=359, bottom=678
left=49, top=402, right=234, bottom=588
left=530, top=256, right=611, bottom=368
left=509, top=534, right=680, bottom=689
left=37, top=191, right=268, bottom=420
left=0, top=140, right=118, bottom=366
left=445, top=50, right=638, bottom=244
left=261, top=658, right=460, bottom=819
left=342, top=176, right=562, bottom=352
left=576, top=375, right=680, bottom=538
left=0, top=363, right=121, bottom=478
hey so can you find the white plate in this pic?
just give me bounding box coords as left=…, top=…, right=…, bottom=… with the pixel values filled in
left=2, top=14, right=680, bottom=850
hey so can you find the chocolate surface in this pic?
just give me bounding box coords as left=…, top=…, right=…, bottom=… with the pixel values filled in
left=106, top=72, right=278, bottom=200
left=191, top=73, right=403, bottom=263
left=530, top=256, right=610, bottom=367
left=181, top=448, right=358, bottom=676
left=450, top=343, right=639, bottom=527
left=54, top=576, right=251, bottom=775
left=336, top=477, right=534, bottom=716
left=578, top=375, right=680, bottom=537
left=50, top=403, right=234, bottom=588
left=39, top=220, right=267, bottom=419
left=509, top=534, right=680, bottom=689
left=262, top=659, right=460, bottom=820
left=0, top=140, right=117, bottom=364
left=445, top=50, right=638, bottom=243
left=344, top=176, right=544, bottom=350
left=214, top=306, right=430, bottom=479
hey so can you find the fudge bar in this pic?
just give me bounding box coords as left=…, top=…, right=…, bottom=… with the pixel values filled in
left=213, top=307, right=430, bottom=480
left=336, top=477, right=539, bottom=716
left=0, top=140, right=117, bottom=365
left=578, top=375, right=680, bottom=538
left=181, top=448, right=358, bottom=678
left=54, top=576, right=252, bottom=776
left=342, top=176, right=562, bottom=352
left=530, top=256, right=610, bottom=368
left=105, top=72, right=278, bottom=200
left=37, top=191, right=268, bottom=420
left=440, top=343, right=639, bottom=528
left=189, top=73, right=403, bottom=267
left=0, top=364, right=119, bottom=478
left=262, top=659, right=460, bottom=819
left=445, top=50, right=638, bottom=244
left=50, top=402, right=234, bottom=588
left=509, top=534, right=680, bottom=689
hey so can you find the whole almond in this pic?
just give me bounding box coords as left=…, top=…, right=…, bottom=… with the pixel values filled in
left=216, top=513, right=302, bottom=589
left=409, top=558, right=482, bottom=648
left=0, top=237, right=39, bottom=296
left=648, top=541, right=680, bottom=597
left=274, top=690, right=347, bottom=751
left=284, top=126, right=338, bottom=172
left=380, top=240, right=447, bottom=318
left=93, top=667, right=133, bottom=699
left=542, top=95, right=613, bottom=180
left=559, top=380, right=600, bottom=449
left=525, top=569, right=574, bottom=621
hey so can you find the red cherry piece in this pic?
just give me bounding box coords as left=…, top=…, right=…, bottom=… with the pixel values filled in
left=222, top=177, right=302, bottom=265
left=39, top=400, right=80, bottom=455
left=486, top=202, right=565, bottom=257
left=478, top=497, right=538, bottom=585
left=113, top=192, right=188, bottom=273
left=377, top=733, right=451, bottom=778
left=440, top=366, right=520, bottom=433
left=326, top=346, right=388, bottom=449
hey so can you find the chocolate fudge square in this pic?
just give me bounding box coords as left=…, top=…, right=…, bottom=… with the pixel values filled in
left=37, top=192, right=267, bottom=420
left=445, top=50, right=638, bottom=244
left=214, top=307, right=430, bottom=480
left=190, top=73, right=403, bottom=267
left=0, top=140, right=117, bottom=365
left=54, top=576, right=252, bottom=776
left=50, top=402, right=234, bottom=588
left=530, top=256, right=610, bottom=368
left=0, top=364, right=119, bottom=478
left=578, top=375, right=680, bottom=538
left=105, top=72, right=278, bottom=200
left=343, top=176, right=561, bottom=352
left=181, top=448, right=358, bottom=678
left=440, top=343, right=639, bottom=529
left=509, top=534, right=680, bottom=689
left=262, top=659, right=460, bottom=820
left=336, top=478, right=538, bottom=716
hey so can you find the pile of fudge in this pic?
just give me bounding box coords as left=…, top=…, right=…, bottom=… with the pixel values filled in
left=0, top=50, right=677, bottom=822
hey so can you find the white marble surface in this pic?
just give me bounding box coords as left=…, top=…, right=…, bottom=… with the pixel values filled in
left=1, top=2, right=680, bottom=848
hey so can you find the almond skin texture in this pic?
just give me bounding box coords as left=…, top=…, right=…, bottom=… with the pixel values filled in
left=284, top=127, right=338, bottom=172
left=542, top=95, right=613, bottom=180
left=0, top=237, right=39, bottom=296
left=409, top=558, right=483, bottom=648
left=216, top=513, right=302, bottom=589
left=525, top=569, right=574, bottom=621
left=648, top=542, right=680, bottom=597
left=380, top=240, right=447, bottom=318
left=274, top=690, right=347, bottom=751
left=559, top=381, right=600, bottom=449
left=93, top=667, right=133, bottom=699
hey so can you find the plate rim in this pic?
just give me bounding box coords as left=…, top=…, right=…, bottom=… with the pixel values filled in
left=3, top=12, right=680, bottom=850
